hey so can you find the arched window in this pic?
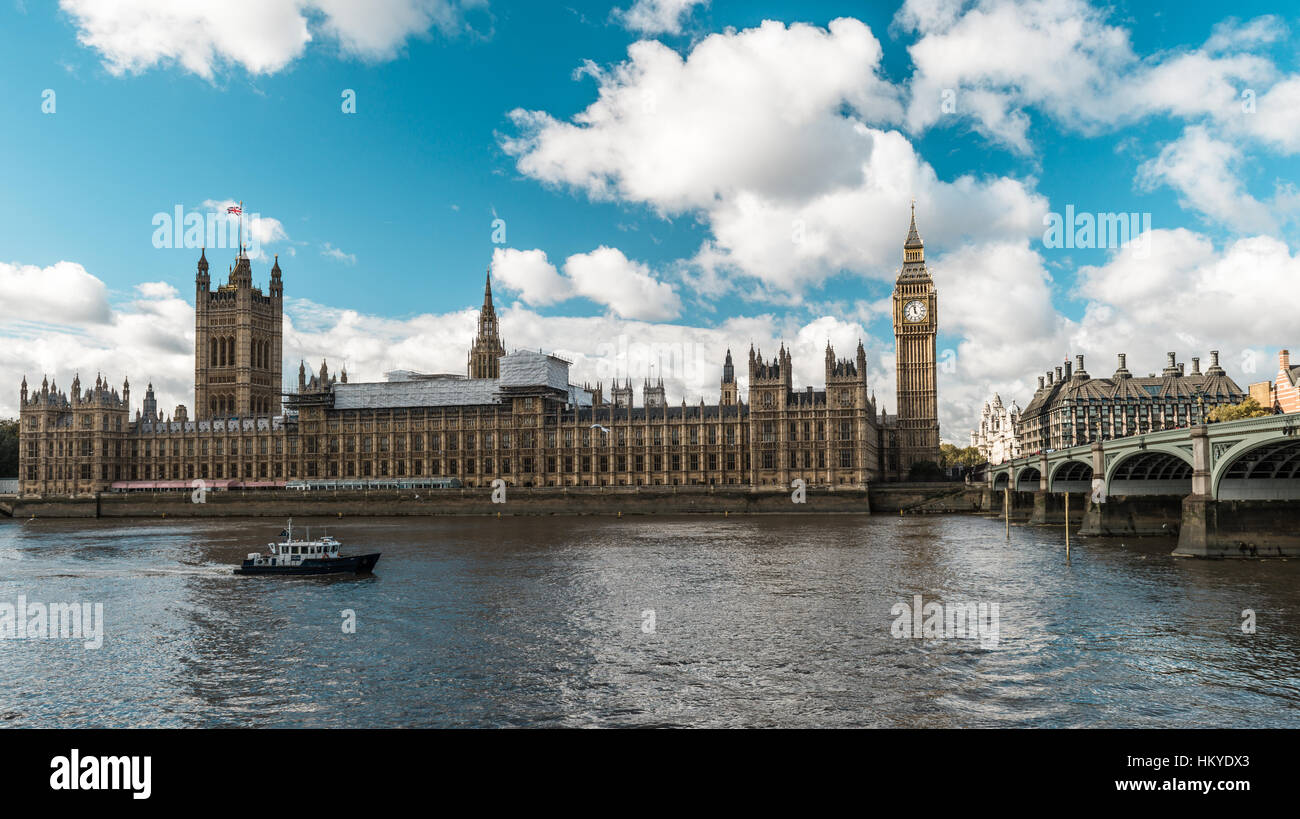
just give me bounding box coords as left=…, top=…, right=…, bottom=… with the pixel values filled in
left=209, top=338, right=217, bottom=366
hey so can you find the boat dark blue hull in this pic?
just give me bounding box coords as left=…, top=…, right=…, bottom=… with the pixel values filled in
left=234, top=552, right=381, bottom=576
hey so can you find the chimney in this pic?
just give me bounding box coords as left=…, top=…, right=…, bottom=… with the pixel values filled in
left=1282, top=349, right=1292, bottom=370
left=1191, top=356, right=1200, bottom=375
left=1037, top=375, right=1045, bottom=389
left=1210, top=350, right=1220, bottom=368
left=1046, top=370, right=1053, bottom=385
left=1055, top=366, right=1063, bottom=382
left=1063, top=359, right=1072, bottom=379
left=1118, top=353, right=1126, bottom=369
left=1162, top=351, right=1181, bottom=377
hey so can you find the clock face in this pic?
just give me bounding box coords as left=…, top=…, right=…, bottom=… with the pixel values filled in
left=903, top=299, right=927, bottom=323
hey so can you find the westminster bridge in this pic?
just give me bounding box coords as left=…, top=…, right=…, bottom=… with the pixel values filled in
left=985, top=412, right=1300, bottom=557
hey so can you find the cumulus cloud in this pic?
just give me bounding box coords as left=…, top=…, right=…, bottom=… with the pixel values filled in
left=1137, top=126, right=1277, bottom=233
left=489, top=247, right=572, bottom=306
left=612, top=0, right=707, bottom=35
left=504, top=18, right=1045, bottom=297
left=505, top=19, right=902, bottom=213
left=321, top=243, right=357, bottom=265
left=490, top=246, right=681, bottom=320
left=0, top=277, right=193, bottom=419
left=562, top=246, right=681, bottom=320
left=0, top=261, right=111, bottom=326
left=897, top=0, right=1278, bottom=153
left=59, top=0, right=483, bottom=78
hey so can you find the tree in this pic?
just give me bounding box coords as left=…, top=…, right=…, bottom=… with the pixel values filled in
left=939, top=443, right=982, bottom=468
left=1208, top=397, right=1273, bottom=423
left=0, top=418, right=17, bottom=478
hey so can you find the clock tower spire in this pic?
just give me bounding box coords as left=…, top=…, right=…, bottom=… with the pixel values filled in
left=891, top=201, right=940, bottom=478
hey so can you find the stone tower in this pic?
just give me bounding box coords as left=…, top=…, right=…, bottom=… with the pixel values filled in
left=468, top=269, right=506, bottom=379
left=720, top=349, right=737, bottom=406
left=611, top=378, right=634, bottom=409
left=643, top=377, right=666, bottom=408
left=194, top=247, right=283, bottom=419
left=891, top=204, right=940, bottom=474
left=747, top=344, right=793, bottom=485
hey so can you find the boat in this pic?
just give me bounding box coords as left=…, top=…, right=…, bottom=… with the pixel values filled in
left=233, top=519, right=380, bottom=576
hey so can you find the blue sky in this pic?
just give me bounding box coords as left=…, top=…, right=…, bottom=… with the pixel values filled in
left=1, top=0, right=1297, bottom=439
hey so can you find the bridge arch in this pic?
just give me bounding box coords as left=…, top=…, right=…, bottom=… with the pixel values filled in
left=1105, top=447, right=1193, bottom=496
left=1014, top=466, right=1041, bottom=491
left=1212, top=436, right=1300, bottom=500
left=1049, top=459, right=1093, bottom=493
left=992, top=471, right=1010, bottom=490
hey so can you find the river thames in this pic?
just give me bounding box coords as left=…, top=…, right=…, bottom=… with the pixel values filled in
left=1, top=514, right=1298, bottom=728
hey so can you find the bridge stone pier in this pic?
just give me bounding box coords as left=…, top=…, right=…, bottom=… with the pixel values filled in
left=988, top=413, right=1300, bottom=558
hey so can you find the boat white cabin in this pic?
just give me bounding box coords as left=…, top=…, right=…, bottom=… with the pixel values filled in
left=243, top=519, right=341, bottom=568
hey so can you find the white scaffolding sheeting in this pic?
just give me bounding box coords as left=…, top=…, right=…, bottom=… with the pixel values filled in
left=568, top=384, right=593, bottom=407
left=500, top=350, right=570, bottom=391
left=333, top=379, right=500, bottom=409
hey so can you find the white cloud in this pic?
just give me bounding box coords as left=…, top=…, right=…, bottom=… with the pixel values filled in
left=489, top=247, right=571, bottom=306
left=0, top=261, right=111, bottom=325
left=1137, top=126, right=1276, bottom=233
left=504, top=19, right=903, bottom=213
left=1204, top=15, right=1286, bottom=53
left=612, top=0, right=707, bottom=35
left=504, top=18, right=1045, bottom=297
left=562, top=246, right=681, bottom=320
left=897, top=0, right=1278, bottom=153
left=976, top=228, right=1300, bottom=415
left=489, top=246, right=680, bottom=320
left=59, top=0, right=480, bottom=78
left=0, top=278, right=193, bottom=419
left=321, top=242, right=357, bottom=265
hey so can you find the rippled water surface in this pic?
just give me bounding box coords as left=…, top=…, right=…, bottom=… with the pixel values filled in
left=1, top=513, right=1298, bottom=727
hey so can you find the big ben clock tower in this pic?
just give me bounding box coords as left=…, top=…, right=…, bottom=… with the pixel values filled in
left=892, top=203, right=940, bottom=475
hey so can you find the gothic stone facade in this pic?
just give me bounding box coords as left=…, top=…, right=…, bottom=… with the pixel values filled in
left=970, top=394, right=1022, bottom=465
left=19, top=212, right=943, bottom=495
left=194, top=247, right=283, bottom=419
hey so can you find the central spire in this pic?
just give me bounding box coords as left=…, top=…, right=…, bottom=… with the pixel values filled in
left=468, top=266, right=505, bottom=378
left=901, top=200, right=926, bottom=272
left=905, top=200, right=923, bottom=250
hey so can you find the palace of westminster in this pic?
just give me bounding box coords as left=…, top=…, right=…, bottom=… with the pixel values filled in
left=16, top=209, right=945, bottom=495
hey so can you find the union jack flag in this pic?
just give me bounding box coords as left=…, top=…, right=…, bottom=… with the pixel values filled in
left=226, top=205, right=242, bottom=215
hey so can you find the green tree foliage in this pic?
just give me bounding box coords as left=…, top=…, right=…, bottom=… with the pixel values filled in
left=0, top=418, right=17, bottom=478
left=939, top=443, right=983, bottom=468
left=1208, top=397, right=1273, bottom=423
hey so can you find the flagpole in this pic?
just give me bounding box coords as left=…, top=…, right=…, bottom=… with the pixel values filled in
left=238, top=200, right=244, bottom=256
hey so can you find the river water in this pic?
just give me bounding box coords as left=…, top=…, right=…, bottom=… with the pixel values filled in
left=1, top=513, right=1297, bottom=728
